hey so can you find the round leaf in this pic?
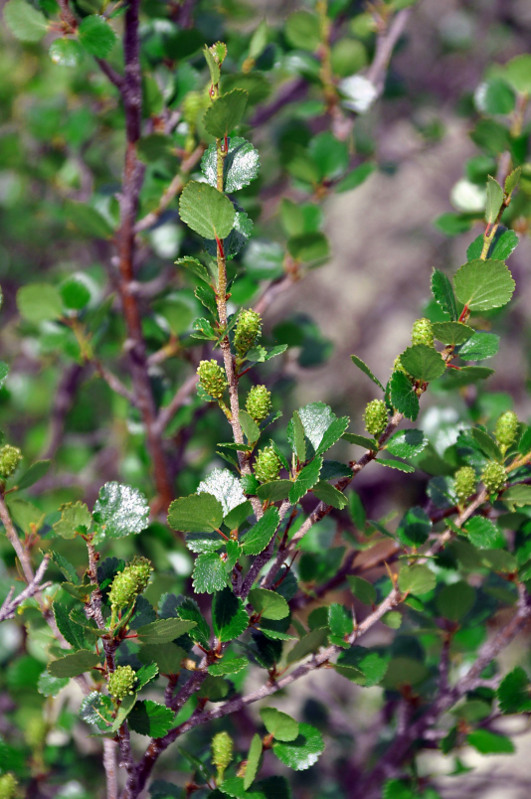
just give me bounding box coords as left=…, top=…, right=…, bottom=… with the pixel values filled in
left=179, top=181, right=235, bottom=240
left=17, top=284, right=63, bottom=323
left=78, top=15, right=117, bottom=58
left=201, top=136, right=260, bottom=192
left=92, top=482, right=150, bottom=538
left=5, top=0, right=47, bottom=42
left=399, top=345, right=446, bottom=382
left=49, top=39, right=84, bottom=68
left=272, top=723, right=324, bottom=771
left=453, top=259, right=515, bottom=311
left=260, top=708, right=299, bottom=742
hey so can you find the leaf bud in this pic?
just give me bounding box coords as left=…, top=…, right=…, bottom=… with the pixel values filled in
left=254, top=445, right=281, bottom=483
left=108, top=665, right=136, bottom=702
left=411, top=317, right=434, bottom=347
left=212, top=731, right=233, bottom=783
left=0, top=773, right=17, bottom=799
left=494, top=410, right=518, bottom=451
left=234, top=309, right=262, bottom=356
left=481, top=461, right=507, bottom=495
left=363, top=399, right=388, bottom=438
left=453, top=466, right=477, bottom=503
left=108, top=557, right=153, bottom=611
left=0, top=445, right=22, bottom=478
left=197, top=359, right=228, bottom=400
left=246, top=384, right=272, bottom=422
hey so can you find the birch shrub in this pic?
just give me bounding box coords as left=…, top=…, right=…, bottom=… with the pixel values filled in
left=1, top=2, right=531, bottom=799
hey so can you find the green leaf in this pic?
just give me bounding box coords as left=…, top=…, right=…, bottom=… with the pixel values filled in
left=467, top=729, right=515, bottom=755
left=0, top=362, right=9, bottom=389
left=335, top=646, right=390, bottom=686
left=375, top=458, right=415, bottom=473
left=78, top=15, right=117, bottom=58
left=518, top=426, right=531, bottom=456
left=53, top=501, right=92, bottom=539
left=136, top=618, right=196, bottom=644
left=48, top=650, right=100, bottom=678
left=296, top=402, right=347, bottom=453
left=175, top=256, right=211, bottom=284
left=335, top=162, right=375, bottom=193
left=17, top=284, right=63, bottom=323
left=312, top=481, right=348, bottom=509
left=203, top=44, right=220, bottom=84
left=249, top=589, right=289, bottom=620
left=16, top=459, right=51, bottom=491
left=398, top=565, right=436, bottom=596
left=212, top=588, right=248, bottom=641
left=287, top=628, right=327, bottom=664
left=93, top=482, right=149, bottom=539
left=197, top=469, right=246, bottom=516
left=497, top=667, right=531, bottom=714
left=64, top=200, right=114, bottom=238
left=285, top=10, right=321, bottom=50
left=431, top=322, right=474, bottom=345
left=459, top=332, right=499, bottom=361
left=203, top=89, right=248, bottom=138
left=273, top=722, right=323, bottom=771
left=350, top=355, right=384, bottom=390
left=241, top=507, right=280, bottom=555
left=442, top=365, right=494, bottom=387
left=179, top=181, right=235, bottom=240
left=49, top=38, right=84, bottom=67
left=328, top=603, right=353, bottom=642
left=127, top=700, right=175, bottom=738
left=315, top=416, right=350, bottom=457
left=138, top=643, right=185, bottom=675
left=505, top=169, right=521, bottom=198
left=342, top=433, right=378, bottom=450
left=485, top=176, right=504, bottom=225
left=431, top=269, right=457, bottom=319
left=397, top=507, right=431, bottom=547
left=289, top=410, right=307, bottom=462
left=256, top=480, right=293, bottom=501
left=382, top=779, right=417, bottom=799
left=4, top=0, right=47, bottom=42
left=239, top=409, right=260, bottom=444
left=53, top=604, right=86, bottom=649
left=244, top=734, right=263, bottom=790
left=168, top=493, right=224, bottom=533
left=37, top=671, right=68, bottom=697
left=260, top=708, right=299, bottom=742
left=287, top=232, right=329, bottom=264
left=193, top=553, right=229, bottom=594
left=464, top=516, right=504, bottom=549
left=208, top=657, right=248, bottom=677
left=347, top=576, right=376, bottom=605
left=289, top=456, right=323, bottom=504
left=470, top=427, right=503, bottom=461
left=502, top=484, right=531, bottom=509
left=436, top=581, right=475, bottom=621
left=386, top=430, right=428, bottom=459
left=503, top=54, right=531, bottom=95
left=400, top=345, right=446, bottom=382
left=435, top=212, right=473, bottom=236
left=60, top=276, right=91, bottom=310
left=389, top=371, right=419, bottom=420
left=202, top=137, right=260, bottom=192
left=79, top=692, right=114, bottom=734
left=110, top=692, right=136, bottom=734
left=454, top=259, right=515, bottom=311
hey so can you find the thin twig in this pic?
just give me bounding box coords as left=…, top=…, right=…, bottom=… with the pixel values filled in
left=0, top=493, right=34, bottom=584
left=0, top=556, right=50, bottom=622
left=366, top=8, right=413, bottom=97
left=154, top=373, right=198, bottom=436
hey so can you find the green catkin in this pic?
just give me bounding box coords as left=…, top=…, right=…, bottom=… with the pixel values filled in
left=108, top=557, right=153, bottom=611
left=0, top=445, right=22, bottom=478
left=197, top=360, right=228, bottom=400
left=212, top=731, right=233, bottom=783
left=363, top=399, right=388, bottom=438
left=0, top=773, right=18, bottom=799
left=108, top=665, right=136, bottom=702
left=495, top=411, right=519, bottom=452
left=411, top=317, right=434, bottom=347
left=245, top=384, right=272, bottom=422
left=454, top=466, right=477, bottom=503
left=481, top=461, right=507, bottom=495
left=234, top=309, right=262, bottom=356
left=254, top=445, right=281, bottom=483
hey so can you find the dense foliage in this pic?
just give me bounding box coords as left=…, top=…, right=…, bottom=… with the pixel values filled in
left=1, top=1, right=531, bottom=798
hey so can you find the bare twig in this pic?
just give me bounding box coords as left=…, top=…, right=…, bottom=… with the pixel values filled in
left=103, top=738, right=119, bottom=799
left=0, top=556, right=50, bottom=622
left=42, top=364, right=86, bottom=459
left=0, top=493, right=34, bottom=584
left=154, top=372, right=198, bottom=436
left=366, top=8, right=413, bottom=97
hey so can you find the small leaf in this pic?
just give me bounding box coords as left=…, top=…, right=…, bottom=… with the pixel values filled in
left=203, top=44, right=220, bottom=84
left=79, top=692, right=114, bottom=733
left=49, top=38, right=84, bottom=67
left=208, top=657, right=248, bottom=677
left=202, top=136, right=260, bottom=192
left=436, top=581, right=475, bottom=621
left=467, top=729, right=515, bottom=755
left=289, top=410, right=307, bottom=462
left=285, top=10, right=321, bottom=50
left=497, top=667, right=531, bottom=714
left=399, top=345, right=446, bottom=382
left=243, top=734, right=263, bottom=790
left=342, top=433, right=378, bottom=450
left=503, top=53, right=531, bottom=95
left=374, top=458, right=415, bottom=473
left=397, top=506, right=431, bottom=547
left=53, top=501, right=92, bottom=539
left=4, top=0, right=47, bottom=42
left=212, top=588, right=248, bottom=641
left=136, top=618, right=196, bottom=644
left=197, top=468, right=246, bottom=516
left=312, top=481, right=348, bottom=509
left=328, top=603, right=353, bottom=640
left=17, top=284, right=63, bottom=323
left=53, top=604, right=87, bottom=649
left=505, top=169, right=521, bottom=198
left=289, top=456, right=323, bottom=504
left=335, top=646, right=389, bottom=686
left=16, top=460, right=51, bottom=491
left=175, top=256, right=211, bottom=284
left=48, top=650, right=100, bottom=678
left=464, top=516, right=504, bottom=549
left=260, top=708, right=299, bottom=742
left=431, top=269, right=457, bottom=319
left=256, top=480, right=293, bottom=501
left=60, top=276, right=91, bottom=310
left=248, top=588, right=289, bottom=620
left=78, top=15, right=117, bottom=58
left=93, top=482, right=150, bottom=539
left=179, top=181, right=235, bottom=240
left=193, top=553, right=229, bottom=594
left=454, top=259, right=515, bottom=311
left=0, top=362, right=8, bottom=389
left=431, top=322, right=474, bottom=345
left=459, top=332, right=499, bottom=361
left=287, top=628, right=327, bottom=664
left=203, top=89, right=248, bottom=138
left=335, top=162, right=375, bottom=193
left=168, top=493, right=224, bottom=533
left=347, top=576, right=376, bottom=605
left=287, top=232, right=329, bottom=264
left=64, top=200, right=113, bottom=238
left=127, top=700, right=175, bottom=738
left=485, top=176, right=504, bottom=225
left=37, top=671, right=68, bottom=697
left=470, top=427, right=503, bottom=462
left=350, top=355, right=384, bottom=390
left=241, top=507, right=280, bottom=555
left=138, top=643, right=185, bottom=675
left=442, top=365, right=494, bottom=387
left=239, top=410, right=260, bottom=444
left=389, top=371, right=419, bottom=420
left=273, top=723, right=324, bottom=771
left=398, top=565, right=436, bottom=596
left=386, top=430, right=428, bottom=458
left=502, top=484, right=531, bottom=508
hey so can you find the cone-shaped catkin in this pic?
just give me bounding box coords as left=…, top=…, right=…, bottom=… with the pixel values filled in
left=0, top=773, right=18, bottom=799
left=234, top=309, right=262, bottom=356
left=481, top=461, right=507, bottom=494
left=108, top=665, right=136, bottom=701
left=254, top=445, right=281, bottom=483
left=246, top=384, right=272, bottom=422
left=197, top=360, right=228, bottom=400
left=411, top=317, right=434, bottom=347
left=212, top=731, right=233, bottom=783
left=494, top=411, right=518, bottom=451
left=454, top=466, right=477, bottom=503
left=108, top=557, right=153, bottom=611
left=0, top=445, right=22, bottom=478
left=363, top=399, right=388, bottom=438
